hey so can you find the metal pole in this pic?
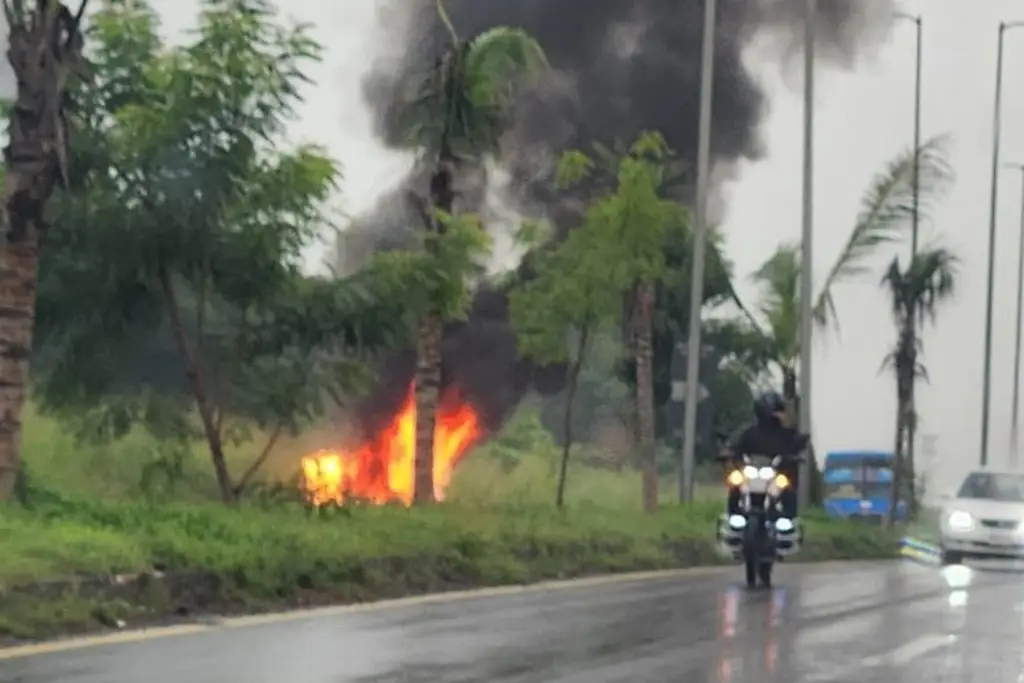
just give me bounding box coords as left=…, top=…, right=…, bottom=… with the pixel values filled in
left=1010, top=164, right=1024, bottom=463
left=797, top=0, right=815, bottom=511
left=680, top=0, right=717, bottom=503
left=910, top=17, right=922, bottom=259
left=982, top=23, right=1010, bottom=468
left=905, top=13, right=922, bottom=503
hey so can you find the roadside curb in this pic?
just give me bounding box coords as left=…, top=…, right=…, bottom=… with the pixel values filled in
left=899, top=536, right=941, bottom=565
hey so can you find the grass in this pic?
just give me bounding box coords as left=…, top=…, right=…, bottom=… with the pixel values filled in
left=1, top=405, right=902, bottom=642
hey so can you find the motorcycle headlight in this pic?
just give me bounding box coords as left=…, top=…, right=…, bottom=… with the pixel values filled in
left=947, top=510, right=974, bottom=532
left=774, top=473, right=791, bottom=489
left=742, top=465, right=759, bottom=480
left=727, top=470, right=745, bottom=487
left=758, top=466, right=776, bottom=480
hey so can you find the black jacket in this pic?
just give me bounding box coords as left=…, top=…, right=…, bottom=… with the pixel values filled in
left=724, top=420, right=809, bottom=462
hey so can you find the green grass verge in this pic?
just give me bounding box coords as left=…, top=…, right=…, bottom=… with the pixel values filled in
left=1, top=406, right=902, bottom=643
left=0, top=496, right=900, bottom=642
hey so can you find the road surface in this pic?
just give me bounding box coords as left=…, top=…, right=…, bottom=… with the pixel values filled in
left=0, top=560, right=1020, bottom=682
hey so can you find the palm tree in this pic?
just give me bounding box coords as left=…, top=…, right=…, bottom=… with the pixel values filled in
left=0, top=0, right=90, bottom=500
left=880, top=246, right=958, bottom=525
left=741, top=135, right=953, bottom=503
left=401, top=1, right=548, bottom=503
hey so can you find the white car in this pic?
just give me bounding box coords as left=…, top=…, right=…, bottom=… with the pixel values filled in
left=940, top=468, right=1024, bottom=564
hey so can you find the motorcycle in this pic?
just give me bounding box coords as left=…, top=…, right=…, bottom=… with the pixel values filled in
left=715, top=453, right=803, bottom=589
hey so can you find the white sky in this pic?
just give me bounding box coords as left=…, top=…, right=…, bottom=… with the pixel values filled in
left=79, top=0, right=1024, bottom=494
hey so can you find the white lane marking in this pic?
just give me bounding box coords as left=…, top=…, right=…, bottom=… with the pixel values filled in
left=802, top=634, right=956, bottom=682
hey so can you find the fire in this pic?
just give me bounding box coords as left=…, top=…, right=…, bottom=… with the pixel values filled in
left=300, top=388, right=482, bottom=506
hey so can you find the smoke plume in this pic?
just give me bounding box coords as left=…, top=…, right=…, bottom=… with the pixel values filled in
left=345, top=0, right=894, bottom=434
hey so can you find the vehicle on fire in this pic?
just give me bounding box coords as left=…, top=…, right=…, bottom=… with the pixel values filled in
left=940, top=469, right=1024, bottom=565
left=715, top=453, right=802, bottom=589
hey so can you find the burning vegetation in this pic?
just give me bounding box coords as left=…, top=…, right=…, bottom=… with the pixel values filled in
left=300, top=386, right=483, bottom=506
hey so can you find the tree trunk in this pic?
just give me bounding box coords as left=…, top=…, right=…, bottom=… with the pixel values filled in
left=0, top=1, right=89, bottom=500
left=904, top=344, right=919, bottom=518
left=412, top=149, right=458, bottom=504
left=888, top=353, right=913, bottom=528
left=556, top=324, right=590, bottom=509
left=412, top=156, right=456, bottom=506
left=413, top=311, right=443, bottom=504
left=634, top=281, right=657, bottom=514
left=0, top=235, right=40, bottom=499
left=158, top=267, right=234, bottom=503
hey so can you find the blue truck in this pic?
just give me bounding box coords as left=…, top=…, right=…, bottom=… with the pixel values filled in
left=822, top=450, right=908, bottom=522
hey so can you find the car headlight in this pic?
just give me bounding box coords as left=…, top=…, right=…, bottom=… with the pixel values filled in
left=758, top=466, right=776, bottom=480
left=743, top=465, right=759, bottom=480
left=947, top=510, right=975, bottom=532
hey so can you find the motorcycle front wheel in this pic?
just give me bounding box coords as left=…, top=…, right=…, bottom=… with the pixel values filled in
left=758, top=560, right=773, bottom=588
left=744, top=555, right=757, bottom=588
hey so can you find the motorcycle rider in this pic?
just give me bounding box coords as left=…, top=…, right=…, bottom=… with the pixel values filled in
left=719, top=390, right=809, bottom=519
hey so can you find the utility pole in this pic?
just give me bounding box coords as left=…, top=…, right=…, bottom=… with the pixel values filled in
left=895, top=10, right=923, bottom=503
left=797, top=0, right=816, bottom=511
left=1008, top=163, right=1024, bottom=464
left=680, top=0, right=718, bottom=503
left=981, top=21, right=1024, bottom=466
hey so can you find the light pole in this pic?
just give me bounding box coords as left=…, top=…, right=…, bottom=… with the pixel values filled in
left=797, top=0, right=816, bottom=511
left=894, top=12, right=923, bottom=258
left=1007, top=162, right=1024, bottom=464
left=680, top=0, right=717, bottom=503
left=894, top=10, right=923, bottom=504
left=981, top=20, right=1024, bottom=467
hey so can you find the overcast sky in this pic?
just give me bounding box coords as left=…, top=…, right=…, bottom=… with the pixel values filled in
left=31, top=0, right=1024, bottom=494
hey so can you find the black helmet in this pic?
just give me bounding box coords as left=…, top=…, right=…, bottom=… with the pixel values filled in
left=753, top=391, right=786, bottom=423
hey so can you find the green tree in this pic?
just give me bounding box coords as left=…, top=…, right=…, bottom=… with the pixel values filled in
left=32, top=0, right=411, bottom=503
left=747, top=136, right=952, bottom=385
left=509, top=218, right=621, bottom=507
left=0, top=0, right=91, bottom=499
left=397, top=0, right=548, bottom=504
left=880, top=246, right=958, bottom=524
left=556, top=132, right=694, bottom=513
left=744, top=137, right=953, bottom=473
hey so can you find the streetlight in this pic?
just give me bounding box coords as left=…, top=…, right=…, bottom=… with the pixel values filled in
left=894, top=9, right=923, bottom=501
left=1007, top=161, right=1024, bottom=464
left=680, top=0, right=718, bottom=503
left=981, top=20, right=1024, bottom=467
left=894, top=12, right=922, bottom=258
left=797, top=0, right=816, bottom=511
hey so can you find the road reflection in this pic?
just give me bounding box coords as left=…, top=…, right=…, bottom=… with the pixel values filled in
left=711, top=582, right=795, bottom=683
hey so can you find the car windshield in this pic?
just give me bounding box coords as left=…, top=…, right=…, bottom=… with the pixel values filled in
left=957, top=472, right=1024, bottom=502
left=824, top=482, right=891, bottom=499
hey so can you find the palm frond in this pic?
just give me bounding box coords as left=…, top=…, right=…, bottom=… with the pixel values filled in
left=401, top=25, right=548, bottom=160
left=881, top=245, right=959, bottom=326
left=749, top=243, right=801, bottom=363
left=814, top=134, right=954, bottom=329
left=435, top=0, right=459, bottom=44
left=464, top=26, right=548, bottom=108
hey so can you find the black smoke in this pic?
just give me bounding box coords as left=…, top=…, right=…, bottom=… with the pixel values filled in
left=346, top=0, right=892, bottom=435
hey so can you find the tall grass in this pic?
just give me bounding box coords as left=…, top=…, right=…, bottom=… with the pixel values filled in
left=1, top=405, right=899, bottom=639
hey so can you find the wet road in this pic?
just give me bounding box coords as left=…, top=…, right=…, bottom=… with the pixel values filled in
left=2, top=560, right=1023, bottom=682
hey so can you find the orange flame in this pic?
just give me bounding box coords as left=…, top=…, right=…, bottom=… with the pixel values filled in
left=300, top=387, right=482, bottom=506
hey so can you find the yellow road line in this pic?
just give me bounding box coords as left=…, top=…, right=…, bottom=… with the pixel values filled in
left=0, top=560, right=879, bottom=661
